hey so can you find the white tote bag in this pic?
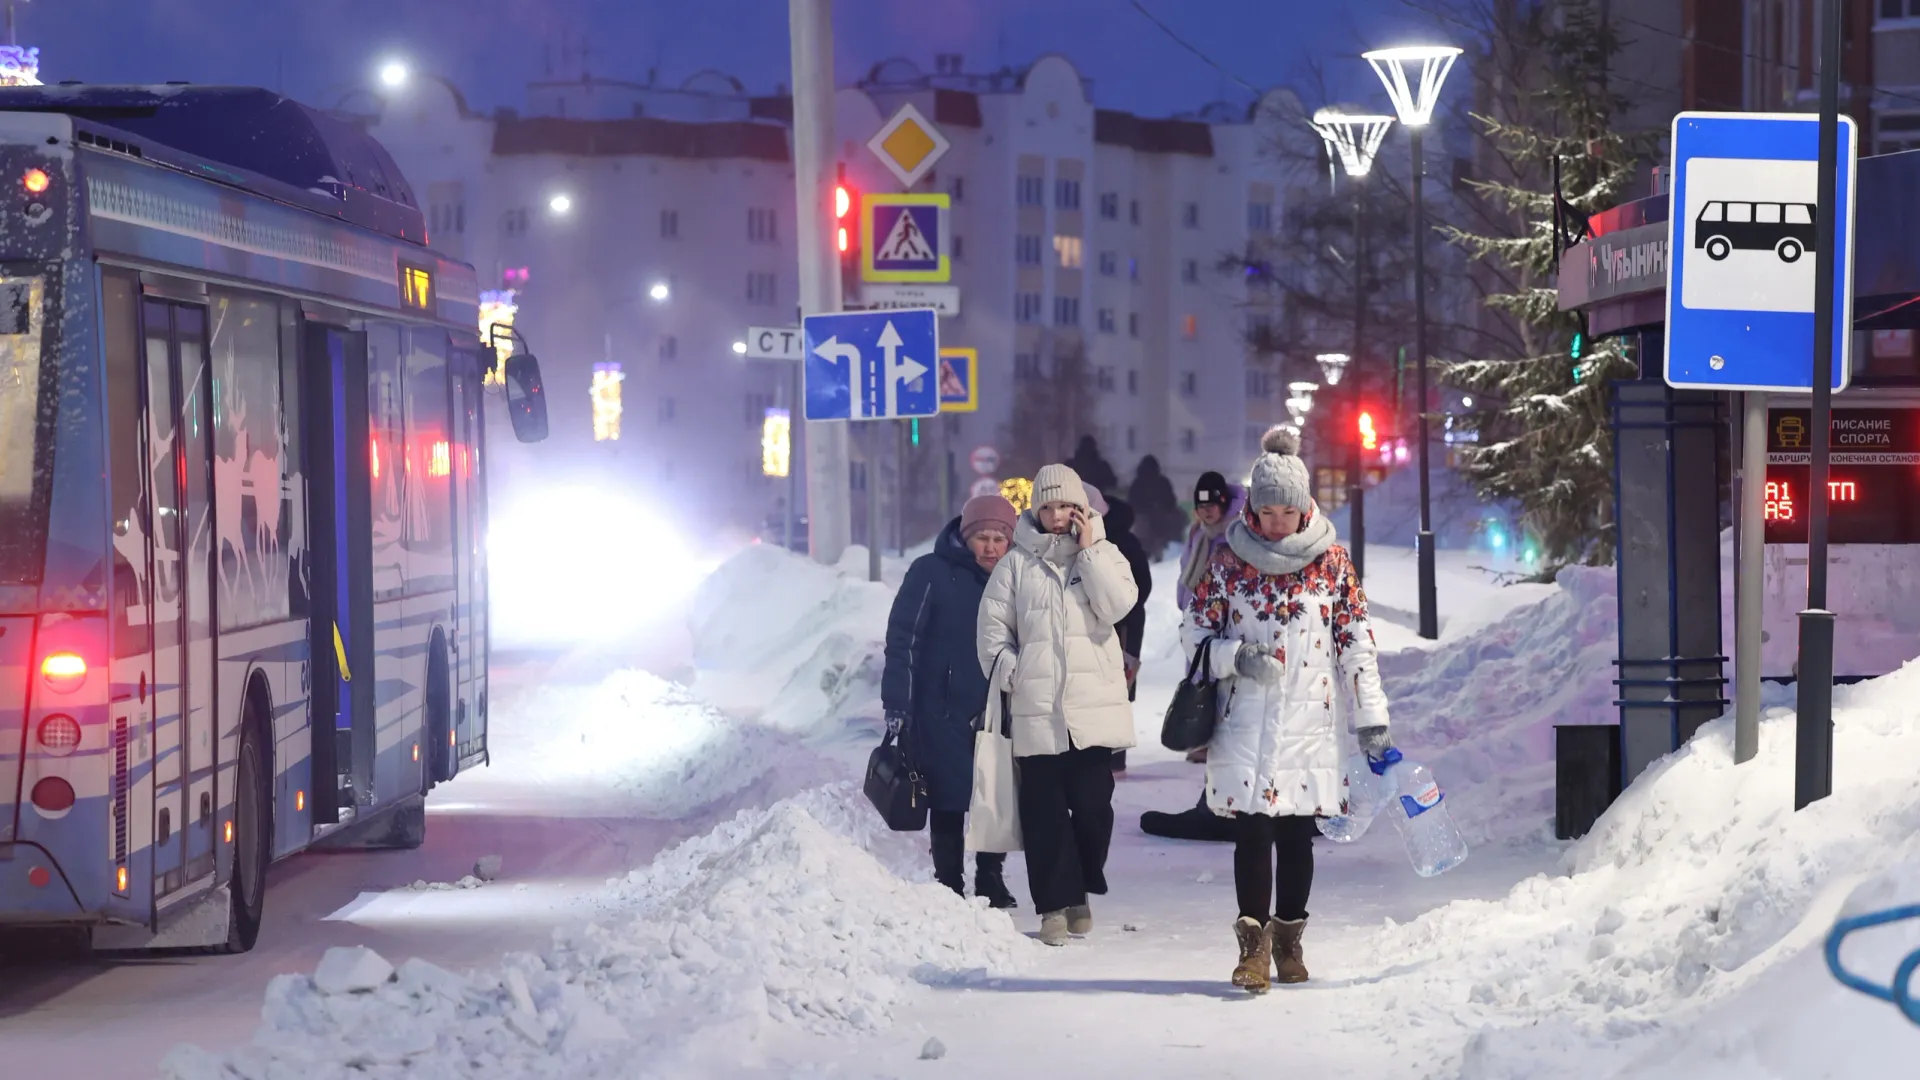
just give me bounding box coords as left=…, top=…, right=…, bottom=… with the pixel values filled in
left=967, top=655, right=1023, bottom=853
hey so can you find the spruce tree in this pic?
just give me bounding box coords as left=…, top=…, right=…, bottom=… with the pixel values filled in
left=1440, top=0, right=1655, bottom=567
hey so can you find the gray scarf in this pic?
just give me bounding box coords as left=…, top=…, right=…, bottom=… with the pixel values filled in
left=1226, top=508, right=1336, bottom=576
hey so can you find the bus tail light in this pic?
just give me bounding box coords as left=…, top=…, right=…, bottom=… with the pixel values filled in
left=224, top=820, right=234, bottom=844
left=411, top=743, right=419, bottom=763
left=27, top=866, right=50, bottom=888
left=30, top=776, right=75, bottom=813
left=37, top=714, right=81, bottom=755
left=296, top=789, right=305, bottom=812
left=40, top=652, right=87, bottom=693
left=22, top=167, right=49, bottom=194
left=449, top=729, right=456, bottom=747
left=116, top=866, right=129, bottom=893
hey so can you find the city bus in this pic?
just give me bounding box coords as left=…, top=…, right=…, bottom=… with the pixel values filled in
left=0, top=86, right=549, bottom=952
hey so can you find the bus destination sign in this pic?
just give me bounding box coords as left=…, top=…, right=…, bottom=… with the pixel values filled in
left=1764, top=406, right=1920, bottom=545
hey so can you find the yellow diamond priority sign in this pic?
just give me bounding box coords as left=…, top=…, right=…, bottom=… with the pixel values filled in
left=867, top=103, right=950, bottom=189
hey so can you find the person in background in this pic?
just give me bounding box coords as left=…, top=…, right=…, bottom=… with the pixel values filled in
left=1183, top=428, right=1394, bottom=993
left=978, top=464, right=1139, bottom=946
left=1086, top=486, right=1153, bottom=775
left=1126, top=454, right=1184, bottom=556
left=882, top=494, right=1022, bottom=910
left=1139, top=470, right=1247, bottom=843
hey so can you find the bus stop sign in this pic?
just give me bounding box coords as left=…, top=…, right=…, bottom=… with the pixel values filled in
left=1664, top=111, right=1858, bottom=393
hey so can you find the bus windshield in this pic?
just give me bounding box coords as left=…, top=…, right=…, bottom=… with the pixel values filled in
left=0, top=274, right=49, bottom=585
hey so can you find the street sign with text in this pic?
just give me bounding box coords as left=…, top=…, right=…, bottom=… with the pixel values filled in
left=745, top=326, right=804, bottom=361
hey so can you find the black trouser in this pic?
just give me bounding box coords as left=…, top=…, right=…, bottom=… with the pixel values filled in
left=929, top=809, right=1005, bottom=890
left=1233, top=813, right=1316, bottom=923
left=1016, top=744, right=1116, bottom=914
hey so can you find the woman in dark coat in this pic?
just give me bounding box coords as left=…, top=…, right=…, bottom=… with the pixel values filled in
left=882, top=494, right=1021, bottom=908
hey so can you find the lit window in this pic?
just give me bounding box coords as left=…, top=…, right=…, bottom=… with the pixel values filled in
left=401, top=266, right=433, bottom=310
left=478, top=289, right=517, bottom=387
left=1182, top=314, right=1198, bottom=339
left=591, top=362, right=624, bottom=441
left=1053, top=235, right=1083, bottom=269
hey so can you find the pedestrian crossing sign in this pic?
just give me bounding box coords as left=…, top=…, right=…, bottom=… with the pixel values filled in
left=863, top=193, right=951, bottom=283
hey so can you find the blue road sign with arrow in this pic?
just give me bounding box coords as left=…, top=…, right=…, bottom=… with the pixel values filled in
left=1664, top=110, right=1858, bottom=393
left=802, top=308, right=941, bottom=421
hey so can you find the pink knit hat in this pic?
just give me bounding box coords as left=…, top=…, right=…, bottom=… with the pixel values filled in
left=960, top=494, right=1018, bottom=539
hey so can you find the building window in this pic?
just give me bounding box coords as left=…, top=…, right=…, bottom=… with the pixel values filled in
left=1181, top=371, right=1198, bottom=396
left=1247, top=369, right=1274, bottom=399
left=659, top=335, right=678, bottom=362
left=660, top=209, right=680, bottom=240
left=747, top=207, right=778, bottom=243
left=1182, top=202, right=1200, bottom=228
left=1181, top=428, right=1197, bottom=452
left=1053, top=296, right=1080, bottom=326
left=1016, top=292, right=1043, bottom=323
left=952, top=234, right=965, bottom=262
left=1054, top=234, right=1084, bottom=269
left=1099, top=192, right=1119, bottom=220
left=1129, top=257, right=1140, bottom=282
left=1015, top=352, right=1043, bottom=379
left=1877, top=111, right=1920, bottom=154
left=1098, top=251, right=1118, bottom=276
left=1182, top=314, right=1198, bottom=339
left=1097, top=308, right=1116, bottom=333
left=503, top=207, right=529, bottom=237
left=1055, top=178, right=1081, bottom=210
left=1248, top=201, right=1274, bottom=232
left=1129, top=199, right=1140, bottom=225
left=1182, top=258, right=1200, bottom=283
left=659, top=397, right=677, bottom=423
left=1882, top=0, right=1920, bottom=21
left=949, top=175, right=966, bottom=203
left=1127, top=369, right=1139, bottom=395
left=1018, top=175, right=1045, bottom=206
left=1095, top=366, right=1116, bottom=391
left=1126, top=426, right=1138, bottom=451
left=1128, top=312, right=1139, bottom=338
left=591, top=362, right=624, bottom=442
left=1017, top=234, right=1043, bottom=265
left=747, top=271, right=778, bottom=305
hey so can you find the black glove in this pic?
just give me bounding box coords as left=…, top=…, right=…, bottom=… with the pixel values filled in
left=1357, top=725, right=1393, bottom=759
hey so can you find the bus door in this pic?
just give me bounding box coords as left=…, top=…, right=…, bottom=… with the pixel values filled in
left=448, top=357, right=482, bottom=760
left=141, top=299, right=218, bottom=898
left=302, top=322, right=376, bottom=824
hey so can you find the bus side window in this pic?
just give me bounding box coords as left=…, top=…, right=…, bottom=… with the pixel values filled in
left=1786, top=204, right=1814, bottom=225
left=1756, top=203, right=1782, bottom=224
left=103, top=270, right=148, bottom=658
left=1727, top=203, right=1753, bottom=223
left=1699, top=202, right=1724, bottom=223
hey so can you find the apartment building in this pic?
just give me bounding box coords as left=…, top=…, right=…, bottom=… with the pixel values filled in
left=362, top=56, right=1298, bottom=533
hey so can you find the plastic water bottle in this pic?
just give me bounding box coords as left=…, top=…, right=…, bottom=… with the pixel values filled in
left=1378, top=750, right=1469, bottom=877
left=1316, top=752, right=1395, bottom=843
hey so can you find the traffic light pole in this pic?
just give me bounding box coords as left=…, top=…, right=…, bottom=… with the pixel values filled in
left=1794, top=0, right=1841, bottom=810
left=1412, top=125, right=1439, bottom=640
left=788, top=0, right=851, bottom=567
left=1349, top=173, right=1369, bottom=584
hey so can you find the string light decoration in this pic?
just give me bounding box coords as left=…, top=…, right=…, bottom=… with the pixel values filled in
left=478, top=289, right=517, bottom=388
left=1000, top=477, right=1033, bottom=513
left=0, top=46, right=41, bottom=87
left=590, top=361, right=623, bottom=442
left=761, top=408, right=791, bottom=478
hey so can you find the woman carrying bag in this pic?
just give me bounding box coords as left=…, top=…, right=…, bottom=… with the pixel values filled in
left=881, top=495, right=1022, bottom=909
left=1181, top=428, right=1395, bottom=993
left=977, top=464, right=1139, bottom=946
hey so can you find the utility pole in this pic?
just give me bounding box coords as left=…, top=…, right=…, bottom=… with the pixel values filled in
left=788, top=0, right=851, bottom=566
left=1349, top=173, right=1369, bottom=584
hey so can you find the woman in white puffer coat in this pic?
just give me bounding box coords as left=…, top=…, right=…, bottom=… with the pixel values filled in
left=978, top=463, right=1139, bottom=947
left=1180, top=427, right=1395, bottom=994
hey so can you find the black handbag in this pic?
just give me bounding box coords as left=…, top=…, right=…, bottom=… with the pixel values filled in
left=1160, top=640, right=1222, bottom=752
left=863, top=726, right=929, bottom=831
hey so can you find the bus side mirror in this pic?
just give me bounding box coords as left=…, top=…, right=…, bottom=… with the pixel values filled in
left=503, top=354, right=549, bottom=444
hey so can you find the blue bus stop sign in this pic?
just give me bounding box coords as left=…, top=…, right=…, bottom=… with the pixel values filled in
left=1664, top=111, right=1857, bottom=393
left=802, top=308, right=940, bottom=421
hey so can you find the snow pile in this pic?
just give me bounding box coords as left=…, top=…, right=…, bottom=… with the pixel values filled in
left=406, top=875, right=487, bottom=892
left=1347, top=661, right=1920, bottom=1078
left=162, top=788, right=1028, bottom=1079
left=1376, top=564, right=1617, bottom=844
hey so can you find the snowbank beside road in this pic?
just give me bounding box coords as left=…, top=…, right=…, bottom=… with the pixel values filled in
left=1363, top=661, right=1920, bottom=1077
left=163, top=785, right=1028, bottom=1080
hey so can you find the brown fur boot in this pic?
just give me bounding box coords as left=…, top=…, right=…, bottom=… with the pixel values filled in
left=1231, top=917, right=1271, bottom=994
left=1268, top=918, right=1309, bottom=984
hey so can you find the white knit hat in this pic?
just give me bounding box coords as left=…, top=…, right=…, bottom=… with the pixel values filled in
left=1032, top=463, right=1090, bottom=510
left=1248, top=427, right=1312, bottom=512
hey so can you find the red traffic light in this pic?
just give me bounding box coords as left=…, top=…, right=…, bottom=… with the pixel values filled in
left=1357, top=410, right=1378, bottom=452
left=834, top=183, right=857, bottom=256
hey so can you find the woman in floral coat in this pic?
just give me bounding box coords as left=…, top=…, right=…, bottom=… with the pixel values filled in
left=1180, top=427, right=1395, bottom=994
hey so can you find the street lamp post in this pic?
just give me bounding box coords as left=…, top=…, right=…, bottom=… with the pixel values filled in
left=1311, top=109, right=1393, bottom=586
left=1364, top=44, right=1460, bottom=641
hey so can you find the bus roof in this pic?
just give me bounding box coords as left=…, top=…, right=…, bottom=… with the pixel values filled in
left=0, top=85, right=427, bottom=245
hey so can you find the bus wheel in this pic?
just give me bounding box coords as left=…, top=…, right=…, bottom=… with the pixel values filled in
left=221, top=715, right=271, bottom=953
left=1777, top=238, right=1803, bottom=263
left=427, top=637, right=455, bottom=787
left=1705, top=236, right=1731, bottom=261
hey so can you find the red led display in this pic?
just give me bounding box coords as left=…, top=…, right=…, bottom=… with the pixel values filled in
left=1763, top=407, right=1920, bottom=545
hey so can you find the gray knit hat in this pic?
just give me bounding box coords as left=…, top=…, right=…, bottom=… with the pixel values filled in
left=1031, top=463, right=1090, bottom=510
left=1248, top=427, right=1312, bottom=512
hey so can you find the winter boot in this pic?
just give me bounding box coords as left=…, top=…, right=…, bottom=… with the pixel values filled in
left=1066, top=903, right=1093, bottom=936
left=1268, top=918, right=1309, bottom=984
left=973, top=854, right=1018, bottom=910
left=930, top=822, right=966, bottom=897
left=1038, top=910, right=1071, bottom=947
left=1231, top=917, right=1272, bottom=994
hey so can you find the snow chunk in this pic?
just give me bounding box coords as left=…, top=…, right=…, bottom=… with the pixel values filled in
left=474, top=854, right=504, bottom=881
left=920, top=1036, right=947, bottom=1060
left=311, top=945, right=394, bottom=994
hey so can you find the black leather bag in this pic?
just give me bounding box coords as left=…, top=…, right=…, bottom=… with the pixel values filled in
left=864, top=726, right=929, bottom=831
left=1160, top=640, right=1222, bottom=753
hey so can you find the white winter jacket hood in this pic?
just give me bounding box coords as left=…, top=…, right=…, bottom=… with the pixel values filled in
left=977, top=510, right=1141, bottom=757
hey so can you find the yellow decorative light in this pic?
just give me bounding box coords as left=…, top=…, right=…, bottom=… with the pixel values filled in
left=0, top=47, right=41, bottom=88
left=591, top=362, right=623, bottom=442
left=761, top=408, right=791, bottom=478
left=478, top=289, right=517, bottom=388
left=1000, top=477, right=1033, bottom=513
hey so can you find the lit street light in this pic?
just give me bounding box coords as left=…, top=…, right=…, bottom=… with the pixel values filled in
left=649, top=281, right=670, bottom=302
left=548, top=193, right=573, bottom=215
left=731, top=340, right=748, bottom=355
left=378, top=60, right=409, bottom=90
left=1364, top=43, right=1461, bottom=641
